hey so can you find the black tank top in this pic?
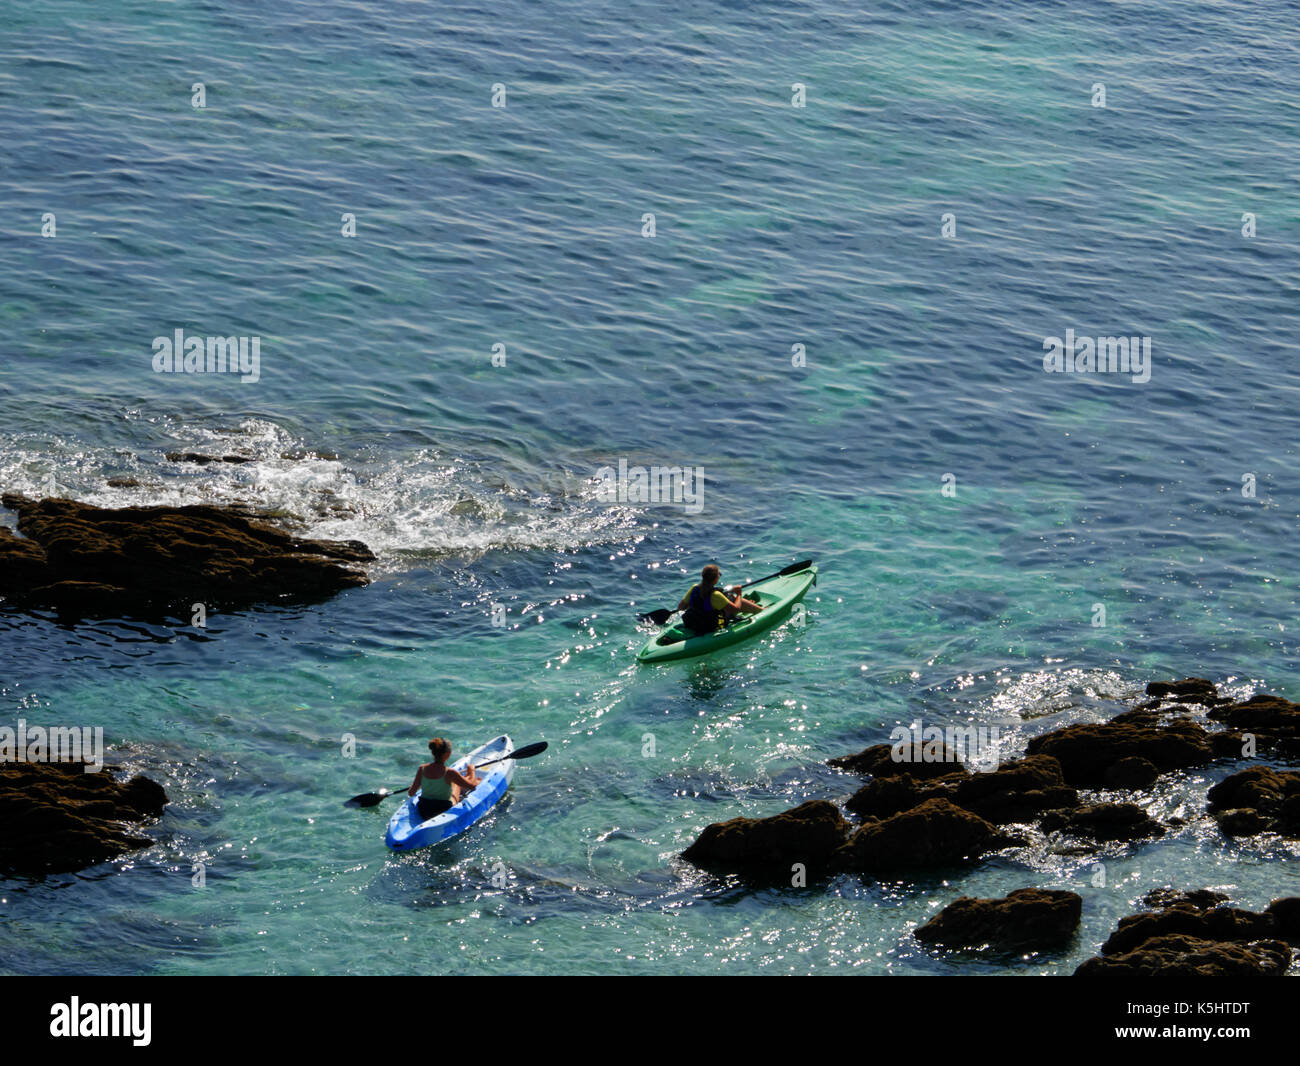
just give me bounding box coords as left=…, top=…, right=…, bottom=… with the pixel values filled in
left=683, top=583, right=724, bottom=634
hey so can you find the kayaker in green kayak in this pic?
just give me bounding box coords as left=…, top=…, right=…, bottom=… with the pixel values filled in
left=408, top=738, right=481, bottom=820
left=677, top=564, right=764, bottom=635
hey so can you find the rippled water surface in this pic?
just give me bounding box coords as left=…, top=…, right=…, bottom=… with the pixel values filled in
left=1, top=0, right=1298, bottom=974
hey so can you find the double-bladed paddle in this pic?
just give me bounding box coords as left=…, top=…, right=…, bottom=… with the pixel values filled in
left=345, top=740, right=549, bottom=808
left=635, top=559, right=813, bottom=626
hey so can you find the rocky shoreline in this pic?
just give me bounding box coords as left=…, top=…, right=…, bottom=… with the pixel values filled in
left=0, top=493, right=373, bottom=618
left=681, top=677, right=1300, bottom=974
left=0, top=493, right=366, bottom=878
left=1076, top=892, right=1300, bottom=976
left=0, top=760, right=168, bottom=876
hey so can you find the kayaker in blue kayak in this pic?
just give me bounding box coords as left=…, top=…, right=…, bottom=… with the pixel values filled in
left=678, top=564, right=764, bottom=635
left=408, top=738, right=481, bottom=820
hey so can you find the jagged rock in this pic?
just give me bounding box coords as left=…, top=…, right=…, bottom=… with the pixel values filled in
left=1075, top=934, right=1291, bottom=976
left=836, top=798, right=1011, bottom=874
left=844, top=774, right=934, bottom=820
left=1100, top=903, right=1281, bottom=956
left=0, top=494, right=373, bottom=617
left=840, top=751, right=1075, bottom=824
left=1141, top=888, right=1229, bottom=910
left=164, top=452, right=254, bottom=465
left=0, top=761, right=167, bottom=875
left=829, top=742, right=970, bottom=781
left=1208, top=694, right=1300, bottom=757
left=681, top=800, right=849, bottom=877
left=1206, top=767, right=1300, bottom=837
left=947, top=755, right=1076, bottom=822
left=1025, top=716, right=1213, bottom=788
left=1145, top=678, right=1221, bottom=705
left=914, top=888, right=1081, bottom=952
left=1078, top=895, right=1300, bottom=975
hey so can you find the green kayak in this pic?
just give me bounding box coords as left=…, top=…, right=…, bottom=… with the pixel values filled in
left=636, top=565, right=817, bottom=664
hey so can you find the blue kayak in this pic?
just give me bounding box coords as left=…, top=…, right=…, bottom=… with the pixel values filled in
left=385, top=735, right=516, bottom=852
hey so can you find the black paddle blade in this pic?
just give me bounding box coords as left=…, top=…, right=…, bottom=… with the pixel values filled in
left=345, top=788, right=398, bottom=809
left=778, top=559, right=813, bottom=577
left=475, top=740, right=549, bottom=769
left=638, top=608, right=675, bottom=626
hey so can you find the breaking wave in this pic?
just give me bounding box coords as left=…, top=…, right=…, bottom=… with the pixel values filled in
left=0, top=416, right=642, bottom=568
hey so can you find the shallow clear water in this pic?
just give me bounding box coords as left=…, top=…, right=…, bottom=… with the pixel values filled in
left=1, top=0, right=1298, bottom=974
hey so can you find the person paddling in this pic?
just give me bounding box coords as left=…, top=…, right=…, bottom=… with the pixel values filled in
left=409, top=738, right=480, bottom=821
left=677, top=564, right=763, bottom=635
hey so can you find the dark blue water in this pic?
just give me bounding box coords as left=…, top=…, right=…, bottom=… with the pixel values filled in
left=0, top=0, right=1297, bottom=974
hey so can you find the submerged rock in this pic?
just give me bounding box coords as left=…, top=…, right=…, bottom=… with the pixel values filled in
left=164, top=452, right=254, bottom=465
left=0, top=761, right=167, bottom=876
left=0, top=494, right=373, bottom=617
left=1039, top=802, right=1165, bottom=843
left=681, top=800, right=849, bottom=878
left=1141, top=888, right=1229, bottom=910
left=1143, top=678, right=1222, bottom=706
left=914, top=888, right=1082, bottom=953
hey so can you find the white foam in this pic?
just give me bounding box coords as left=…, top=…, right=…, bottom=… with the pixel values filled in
left=0, top=418, right=643, bottom=568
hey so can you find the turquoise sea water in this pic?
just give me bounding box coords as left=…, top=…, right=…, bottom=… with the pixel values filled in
left=1, top=0, right=1298, bottom=974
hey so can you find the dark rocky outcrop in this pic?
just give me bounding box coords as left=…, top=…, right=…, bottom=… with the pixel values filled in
left=950, top=755, right=1078, bottom=824
left=1141, top=888, right=1229, bottom=910
left=0, top=760, right=167, bottom=876
left=914, top=888, right=1081, bottom=952
left=1075, top=935, right=1292, bottom=976
left=1208, top=694, right=1300, bottom=758
left=1100, top=903, right=1281, bottom=956
left=1266, top=896, right=1300, bottom=938
left=1075, top=895, right=1300, bottom=976
left=1039, top=802, right=1165, bottom=843
left=836, top=798, right=1015, bottom=875
left=164, top=452, right=254, bottom=465
left=693, top=677, right=1296, bottom=889
left=844, top=754, right=1077, bottom=826
left=828, top=742, right=970, bottom=781
left=844, top=773, right=938, bottom=820
left=1215, top=807, right=1271, bottom=836
left=1024, top=715, right=1213, bottom=788
left=1143, top=678, right=1223, bottom=706
left=681, top=800, right=849, bottom=878
left=0, top=494, right=373, bottom=617
left=1206, top=767, right=1300, bottom=837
